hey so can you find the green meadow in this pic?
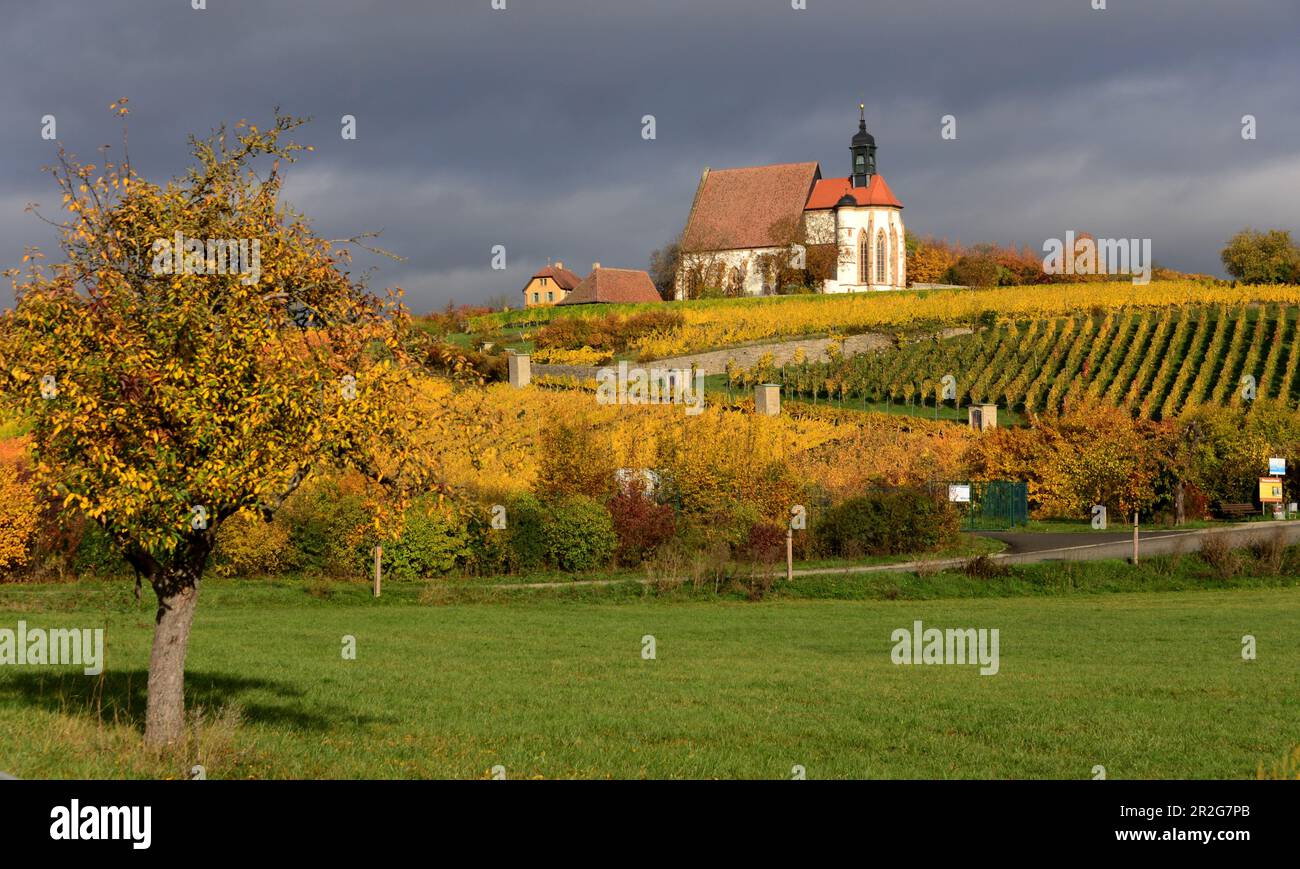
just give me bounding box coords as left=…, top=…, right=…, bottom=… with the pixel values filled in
left=1, top=567, right=1297, bottom=779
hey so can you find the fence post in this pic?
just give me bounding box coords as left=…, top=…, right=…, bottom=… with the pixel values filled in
left=1132, top=512, right=1139, bottom=566
left=373, top=543, right=382, bottom=597
left=786, top=529, right=793, bottom=583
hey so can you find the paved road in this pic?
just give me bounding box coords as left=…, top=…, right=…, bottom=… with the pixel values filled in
left=787, top=521, right=1300, bottom=578
left=976, top=529, right=1199, bottom=554
left=474, top=522, right=1300, bottom=590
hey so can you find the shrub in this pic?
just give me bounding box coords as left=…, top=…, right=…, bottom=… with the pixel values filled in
left=814, top=489, right=959, bottom=558
left=212, top=510, right=294, bottom=577
left=0, top=463, right=40, bottom=574
left=535, top=311, right=684, bottom=354
left=278, top=474, right=372, bottom=576
left=608, top=490, right=676, bottom=566
left=385, top=503, right=469, bottom=579
left=742, top=521, right=786, bottom=565
left=541, top=495, right=616, bottom=572
left=536, top=422, right=617, bottom=500
left=1198, top=534, right=1241, bottom=579
left=962, top=554, right=1010, bottom=579
left=464, top=506, right=512, bottom=576
left=1248, top=531, right=1286, bottom=577
left=504, top=492, right=547, bottom=573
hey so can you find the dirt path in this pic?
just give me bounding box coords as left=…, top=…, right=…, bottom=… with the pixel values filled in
left=647, top=333, right=890, bottom=375
left=533, top=327, right=972, bottom=379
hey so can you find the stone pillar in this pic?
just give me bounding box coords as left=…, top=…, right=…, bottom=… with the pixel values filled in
left=508, top=352, right=531, bottom=388
left=755, top=383, right=781, bottom=416
left=968, top=403, right=998, bottom=432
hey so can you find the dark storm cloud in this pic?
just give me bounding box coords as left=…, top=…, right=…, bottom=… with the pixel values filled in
left=2, top=0, right=1298, bottom=309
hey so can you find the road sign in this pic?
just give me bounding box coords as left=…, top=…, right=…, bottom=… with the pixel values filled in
left=1269, top=457, right=1286, bottom=476
left=1259, top=477, right=1284, bottom=503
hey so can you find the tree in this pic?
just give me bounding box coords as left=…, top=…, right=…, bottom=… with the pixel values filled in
left=948, top=253, right=1001, bottom=288
left=647, top=237, right=681, bottom=300
left=0, top=105, right=434, bottom=745
left=906, top=234, right=959, bottom=285
left=1221, top=228, right=1300, bottom=284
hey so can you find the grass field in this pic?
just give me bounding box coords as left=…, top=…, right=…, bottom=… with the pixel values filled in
left=2, top=563, right=1298, bottom=780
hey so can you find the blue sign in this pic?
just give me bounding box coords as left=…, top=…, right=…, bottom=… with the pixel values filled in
left=1269, top=457, right=1286, bottom=477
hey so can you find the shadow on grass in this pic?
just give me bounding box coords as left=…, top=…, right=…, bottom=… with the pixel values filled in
left=0, top=669, right=389, bottom=733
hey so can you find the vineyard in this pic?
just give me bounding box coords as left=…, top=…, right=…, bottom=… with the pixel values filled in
left=736, top=304, right=1300, bottom=420
left=468, top=281, right=1300, bottom=361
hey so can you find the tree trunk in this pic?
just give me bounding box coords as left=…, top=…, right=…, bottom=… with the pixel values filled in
left=145, top=571, right=202, bottom=746
left=1174, top=481, right=1185, bottom=526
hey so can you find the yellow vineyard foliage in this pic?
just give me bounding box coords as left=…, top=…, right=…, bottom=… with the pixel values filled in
left=631, top=281, right=1300, bottom=360
left=416, top=376, right=971, bottom=516
left=529, top=346, right=613, bottom=366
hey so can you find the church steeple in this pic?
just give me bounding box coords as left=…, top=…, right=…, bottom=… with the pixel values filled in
left=850, top=103, right=877, bottom=188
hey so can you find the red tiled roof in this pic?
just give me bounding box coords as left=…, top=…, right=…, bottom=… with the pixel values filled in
left=804, top=175, right=903, bottom=210
left=526, top=264, right=582, bottom=292
left=556, top=268, right=662, bottom=305
left=680, top=162, right=821, bottom=252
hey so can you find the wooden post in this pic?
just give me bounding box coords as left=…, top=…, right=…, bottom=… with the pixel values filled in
left=373, top=543, right=382, bottom=598
left=786, top=529, right=793, bottom=583
left=1132, top=512, right=1139, bottom=566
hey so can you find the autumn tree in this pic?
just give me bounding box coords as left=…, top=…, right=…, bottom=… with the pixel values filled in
left=1221, top=228, right=1300, bottom=285
left=905, top=234, right=959, bottom=285
left=647, top=236, right=681, bottom=300
left=0, top=105, right=433, bottom=745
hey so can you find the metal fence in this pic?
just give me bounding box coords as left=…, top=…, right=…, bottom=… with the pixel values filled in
left=930, top=480, right=1029, bottom=531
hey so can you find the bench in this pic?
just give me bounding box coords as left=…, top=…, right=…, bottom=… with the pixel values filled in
left=1216, top=502, right=1256, bottom=519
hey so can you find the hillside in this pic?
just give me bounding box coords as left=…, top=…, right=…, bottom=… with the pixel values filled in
left=464, top=281, right=1300, bottom=363
left=739, top=303, right=1300, bottom=420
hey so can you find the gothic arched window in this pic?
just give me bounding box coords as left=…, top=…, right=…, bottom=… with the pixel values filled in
left=858, top=232, right=870, bottom=284
left=876, top=230, right=888, bottom=284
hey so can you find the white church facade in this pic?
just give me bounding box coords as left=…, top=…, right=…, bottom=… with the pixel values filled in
left=676, top=107, right=906, bottom=297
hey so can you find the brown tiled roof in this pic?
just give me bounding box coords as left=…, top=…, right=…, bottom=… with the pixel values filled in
left=525, top=264, right=582, bottom=292
left=805, top=174, right=903, bottom=210
left=556, top=268, right=662, bottom=305
left=680, top=162, right=821, bottom=252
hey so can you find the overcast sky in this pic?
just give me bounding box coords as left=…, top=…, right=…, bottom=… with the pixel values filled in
left=2, top=0, right=1298, bottom=311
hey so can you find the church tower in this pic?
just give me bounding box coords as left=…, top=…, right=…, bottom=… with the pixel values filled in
left=850, top=103, right=877, bottom=188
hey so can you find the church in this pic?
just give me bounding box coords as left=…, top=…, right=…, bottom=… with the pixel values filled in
left=676, top=106, right=906, bottom=297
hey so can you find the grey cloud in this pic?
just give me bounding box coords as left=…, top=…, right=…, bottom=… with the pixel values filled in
left=2, top=0, right=1298, bottom=309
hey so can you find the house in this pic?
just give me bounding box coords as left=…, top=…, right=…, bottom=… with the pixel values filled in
left=676, top=105, right=906, bottom=297
left=521, top=261, right=582, bottom=307
left=556, top=263, right=663, bottom=305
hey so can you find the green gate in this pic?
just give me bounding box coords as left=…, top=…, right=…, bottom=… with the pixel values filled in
left=933, top=480, right=1028, bottom=531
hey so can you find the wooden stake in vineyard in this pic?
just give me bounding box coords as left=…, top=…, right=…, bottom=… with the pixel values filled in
left=374, top=543, right=382, bottom=598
